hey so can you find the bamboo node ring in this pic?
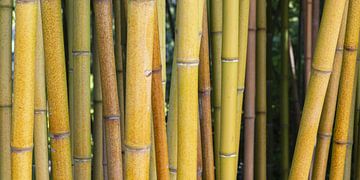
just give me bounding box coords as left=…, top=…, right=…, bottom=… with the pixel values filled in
left=222, top=58, right=239, bottom=63
left=103, top=115, right=120, bottom=121
left=72, top=50, right=91, bottom=57
left=49, top=132, right=71, bottom=140
left=11, top=145, right=33, bottom=153
left=34, top=109, right=47, bottom=114
left=74, top=156, right=92, bottom=163
left=123, top=144, right=151, bottom=153
left=219, top=152, right=237, bottom=158
left=0, top=104, right=12, bottom=108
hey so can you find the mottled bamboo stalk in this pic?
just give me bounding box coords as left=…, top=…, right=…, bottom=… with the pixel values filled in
left=34, top=2, right=49, bottom=179
left=288, top=0, right=347, bottom=178
left=124, top=0, right=155, bottom=179
left=311, top=3, right=348, bottom=178
left=244, top=0, right=256, bottom=178
left=41, top=0, right=73, bottom=178
left=93, top=0, right=123, bottom=179
left=11, top=0, right=37, bottom=179
left=199, top=3, right=215, bottom=180
left=329, top=0, right=360, bottom=177
left=0, top=0, right=13, bottom=178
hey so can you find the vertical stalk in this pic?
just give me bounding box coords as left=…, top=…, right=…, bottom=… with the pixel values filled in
left=209, top=0, right=223, bottom=177
left=73, top=0, right=91, bottom=178
left=124, top=0, right=155, bottom=179
left=92, top=41, right=104, bottom=180
left=219, top=0, right=239, bottom=179
left=311, top=3, right=348, bottom=178
left=150, top=122, right=158, bottom=180
left=41, top=0, right=73, bottom=178
left=152, top=5, right=170, bottom=179
left=0, top=0, right=13, bottom=178
left=93, top=0, right=123, bottom=179
left=280, top=0, right=289, bottom=177
left=355, top=43, right=360, bottom=179
left=176, top=0, right=200, bottom=179
left=197, top=123, right=203, bottom=180
left=11, top=0, right=37, bottom=179
left=255, top=0, right=267, bottom=178
left=34, top=2, right=49, bottom=179
left=157, top=0, right=166, bottom=101
left=312, top=0, right=320, bottom=53
left=288, top=0, right=347, bottom=178
left=199, top=3, right=215, bottom=180
left=244, top=0, right=256, bottom=178
left=329, top=0, right=360, bottom=177
left=235, top=0, right=250, bottom=177
left=305, top=0, right=312, bottom=88
left=113, top=0, right=125, bottom=145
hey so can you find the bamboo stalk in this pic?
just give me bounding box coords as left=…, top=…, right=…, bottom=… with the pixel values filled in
left=150, top=122, right=158, bottom=180
left=197, top=122, right=203, bottom=180
left=93, top=0, right=123, bottom=179
left=176, top=0, right=200, bottom=179
left=235, top=0, right=250, bottom=177
left=113, top=0, right=125, bottom=146
left=41, top=0, right=73, bottom=178
left=288, top=0, right=347, bottom=178
left=355, top=44, right=360, bottom=179
left=311, top=3, right=348, bottom=178
left=198, top=3, right=215, bottom=180
left=124, top=0, right=155, bottom=179
left=219, top=0, right=239, bottom=179
left=0, top=0, right=13, bottom=178
left=209, top=0, right=223, bottom=177
left=312, top=0, right=320, bottom=53
left=329, top=0, right=360, bottom=177
left=34, top=2, right=49, bottom=179
left=244, top=0, right=256, bottom=178
left=92, top=40, right=104, bottom=180
left=157, top=0, right=166, bottom=102
left=73, top=0, right=91, bottom=178
left=305, top=0, right=312, bottom=88
left=255, top=0, right=267, bottom=178
left=152, top=6, right=170, bottom=179
left=11, top=0, right=37, bottom=178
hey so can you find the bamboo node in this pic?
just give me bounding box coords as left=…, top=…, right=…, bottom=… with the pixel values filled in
left=11, top=145, right=33, bottom=153
left=199, top=88, right=211, bottom=96
left=317, top=132, right=332, bottom=139
left=93, top=99, right=103, bottom=104
left=257, top=27, right=266, bottom=31
left=344, top=45, right=358, bottom=52
left=123, top=144, right=151, bottom=153
left=219, top=152, right=237, bottom=158
left=176, top=61, right=199, bottom=67
left=0, top=4, right=12, bottom=9
left=221, top=58, right=239, bottom=63
left=152, top=67, right=162, bottom=74
left=311, top=65, right=332, bottom=74
left=248, top=27, right=257, bottom=32
left=237, top=87, right=245, bottom=93
left=103, top=115, right=120, bottom=121
left=116, top=69, right=123, bottom=73
left=334, top=139, right=353, bottom=145
left=145, top=69, right=152, bottom=77
left=210, top=31, right=222, bottom=35
left=49, top=132, right=71, bottom=140
left=72, top=50, right=91, bottom=57
left=161, top=80, right=166, bottom=85
left=0, top=104, right=12, bottom=108
left=74, top=156, right=92, bottom=163
left=255, top=111, right=266, bottom=115
left=336, top=48, right=344, bottom=52
left=16, top=0, right=36, bottom=3
left=34, top=109, right=47, bottom=114
left=169, top=166, right=177, bottom=174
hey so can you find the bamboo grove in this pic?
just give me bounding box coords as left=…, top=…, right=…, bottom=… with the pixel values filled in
left=2, top=0, right=360, bottom=179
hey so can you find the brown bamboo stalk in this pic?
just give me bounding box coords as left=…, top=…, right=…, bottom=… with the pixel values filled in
left=41, top=0, right=73, bottom=178
left=198, top=3, right=215, bottom=180
left=34, top=2, right=49, bottom=179
left=312, top=0, right=320, bottom=53
left=197, top=121, right=203, bottom=180
left=150, top=122, right=158, bottom=180
left=311, top=3, right=348, bottom=178
left=305, top=0, right=312, bottom=88
left=0, top=0, right=13, bottom=178
left=152, top=5, right=170, bottom=179
left=93, top=0, right=123, bottom=179
left=244, top=0, right=256, bottom=178
left=329, top=0, right=360, bottom=177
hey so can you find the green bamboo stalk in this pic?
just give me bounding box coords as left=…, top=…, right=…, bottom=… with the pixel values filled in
left=311, top=3, right=348, bottom=178
left=93, top=0, right=123, bottom=178
left=329, top=0, right=360, bottom=177
left=0, top=0, right=13, bottom=178
left=34, top=2, right=49, bottom=179
left=355, top=40, right=360, bottom=179
left=209, top=0, right=223, bottom=177
left=11, top=0, right=37, bottom=179
left=73, top=0, right=91, bottom=178
left=255, top=0, right=267, bottom=178
left=41, top=0, right=73, bottom=178
left=288, top=0, right=347, bottom=178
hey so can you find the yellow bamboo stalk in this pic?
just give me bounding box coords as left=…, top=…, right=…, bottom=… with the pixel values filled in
left=329, top=0, right=360, bottom=177
left=209, top=0, right=223, bottom=177
left=113, top=0, right=125, bottom=145
left=93, top=0, right=123, bottom=179
left=92, top=42, right=104, bottom=180
left=157, top=0, right=166, bottom=101
left=11, top=0, right=37, bottom=179
left=199, top=3, right=215, bottom=180
left=255, top=0, right=267, bottom=178
left=312, top=2, right=348, bottom=178
left=288, top=0, right=347, bottom=178
left=176, top=0, right=199, bottom=179
left=152, top=6, right=170, bottom=179
left=235, top=0, right=250, bottom=177
left=41, top=0, right=73, bottom=178
left=73, top=0, right=91, bottom=178
left=34, top=2, right=49, bottom=179
left=124, top=0, right=155, bottom=179
left=0, top=0, right=13, bottom=178
left=219, top=0, right=239, bottom=179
